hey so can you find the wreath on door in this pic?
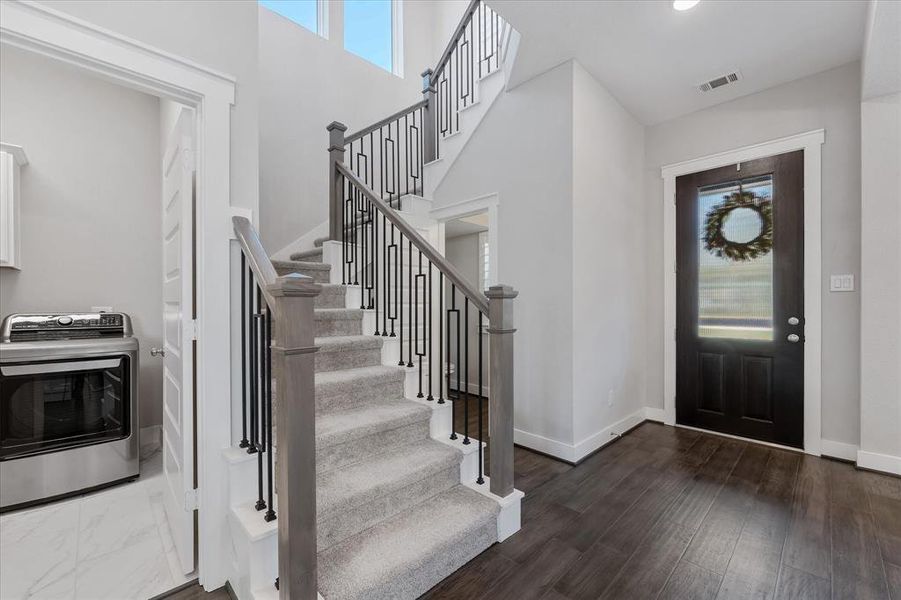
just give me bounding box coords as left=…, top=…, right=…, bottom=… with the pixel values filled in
left=703, top=190, right=773, bottom=261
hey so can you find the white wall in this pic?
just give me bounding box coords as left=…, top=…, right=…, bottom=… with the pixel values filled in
left=433, top=62, right=576, bottom=455
left=0, top=46, right=163, bottom=431
left=571, top=62, right=647, bottom=453
left=38, top=0, right=260, bottom=217
left=644, top=62, right=863, bottom=447
left=859, top=94, right=901, bottom=471
left=259, top=1, right=448, bottom=253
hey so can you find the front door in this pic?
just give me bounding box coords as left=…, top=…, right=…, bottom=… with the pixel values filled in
left=676, top=151, right=804, bottom=448
left=161, top=106, right=197, bottom=574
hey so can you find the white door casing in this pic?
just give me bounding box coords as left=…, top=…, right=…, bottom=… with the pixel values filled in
left=660, top=129, right=824, bottom=455
left=162, top=107, right=196, bottom=575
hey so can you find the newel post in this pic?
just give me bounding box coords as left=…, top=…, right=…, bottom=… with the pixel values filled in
left=327, top=121, right=347, bottom=241
left=267, top=273, right=321, bottom=600
left=486, top=284, right=518, bottom=498
left=421, top=69, right=437, bottom=164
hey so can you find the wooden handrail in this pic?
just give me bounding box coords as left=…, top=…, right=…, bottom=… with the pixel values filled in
left=336, top=162, right=489, bottom=315
left=233, top=216, right=279, bottom=305
left=430, top=0, right=481, bottom=86
left=344, top=99, right=428, bottom=144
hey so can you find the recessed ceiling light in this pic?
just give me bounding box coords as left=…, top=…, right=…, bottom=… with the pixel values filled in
left=673, top=0, right=700, bottom=10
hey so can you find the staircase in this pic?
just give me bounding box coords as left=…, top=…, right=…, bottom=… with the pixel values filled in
left=226, top=2, right=522, bottom=598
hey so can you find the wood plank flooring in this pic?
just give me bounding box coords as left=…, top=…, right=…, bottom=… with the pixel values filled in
left=424, top=422, right=901, bottom=600
left=167, top=422, right=900, bottom=600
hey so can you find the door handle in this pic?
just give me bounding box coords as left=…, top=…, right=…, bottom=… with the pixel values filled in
left=787, top=334, right=800, bottom=343
left=787, top=316, right=801, bottom=326
left=150, top=347, right=166, bottom=357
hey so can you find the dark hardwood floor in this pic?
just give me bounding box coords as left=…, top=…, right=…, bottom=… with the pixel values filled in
left=424, top=422, right=901, bottom=600
left=165, top=422, right=901, bottom=600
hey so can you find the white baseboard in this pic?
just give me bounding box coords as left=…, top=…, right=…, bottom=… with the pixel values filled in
left=513, top=428, right=574, bottom=462
left=140, top=424, right=162, bottom=459
left=857, top=449, right=901, bottom=476
left=643, top=407, right=667, bottom=423
left=820, top=439, right=859, bottom=462
left=514, top=408, right=649, bottom=464
left=572, top=410, right=646, bottom=463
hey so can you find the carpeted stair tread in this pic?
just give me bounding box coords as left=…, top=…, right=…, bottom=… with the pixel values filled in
left=317, top=400, right=430, bottom=449
left=290, top=248, right=324, bottom=262
left=316, top=334, right=382, bottom=351
left=315, top=364, right=403, bottom=385
left=318, top=485, right=499, bottom=600
left=314, top=236, right=329, bottom=248
left=272, top=259, right=330, bottom=272
left=314, top=334, right=383, bottom=372
left=315, top=308, right=364, bottom=320
left=317, top=439, right=460, bottom=522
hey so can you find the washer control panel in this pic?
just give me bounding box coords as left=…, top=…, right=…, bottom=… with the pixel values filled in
left=1, top=313, right=132, bottom=342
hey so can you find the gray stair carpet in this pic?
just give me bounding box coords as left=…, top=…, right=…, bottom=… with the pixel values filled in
left=273, top=246, right=498, bottom=599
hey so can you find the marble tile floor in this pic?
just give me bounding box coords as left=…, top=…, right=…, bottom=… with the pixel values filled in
left=0, top=452, right=195, bottom=600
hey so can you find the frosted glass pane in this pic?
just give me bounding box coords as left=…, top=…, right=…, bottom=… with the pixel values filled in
left=698, top=176, right=774, bottom=340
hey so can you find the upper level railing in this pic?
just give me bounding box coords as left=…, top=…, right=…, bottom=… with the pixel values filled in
left=328, top=1, right=510, bottom=241
left=424, top=0, right=506, bottom=158
left=233, top=217, right=320, bottom=599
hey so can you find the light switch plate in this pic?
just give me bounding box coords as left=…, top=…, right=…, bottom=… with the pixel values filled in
left=829, top=275, right=854, bottom=292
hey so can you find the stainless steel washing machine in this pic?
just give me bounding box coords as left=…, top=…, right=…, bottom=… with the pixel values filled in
left=0, top=313, right=139, bottom=511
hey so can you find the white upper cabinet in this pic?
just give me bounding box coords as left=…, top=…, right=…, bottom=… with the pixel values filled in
left=0, top=143, right=27, bottom=270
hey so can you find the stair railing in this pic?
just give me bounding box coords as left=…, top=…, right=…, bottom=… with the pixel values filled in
left=233, top=216, right=321, bottom=599
left=328, top=0, right=510, bottom=240
left=333, top=164, right=518, bottom=499
left=424, top=0, right=507, bottom=162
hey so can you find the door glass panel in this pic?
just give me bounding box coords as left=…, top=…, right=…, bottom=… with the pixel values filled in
left=698, top=175, right=774, bottom=340
left=0, top=358, right=129, bottom=459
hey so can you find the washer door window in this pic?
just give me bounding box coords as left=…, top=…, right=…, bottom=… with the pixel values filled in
left=0, top=357, right=130, bottom=459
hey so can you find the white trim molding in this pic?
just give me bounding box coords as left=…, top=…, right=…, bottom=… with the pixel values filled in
left=820, top=439, right=859, bottom=462
left=431, top=192, right=500, bottom=287
left=514, top=408, right=648, bottom=464
left=857, top=449, right=901, bottom=476
left=0, top=0, right=238, bottom=589
left=660, top=129, right=825, bottom=456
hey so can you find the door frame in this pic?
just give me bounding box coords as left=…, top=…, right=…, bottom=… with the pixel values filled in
left=661, top=130, right=825, bottom=455
left=0, top=1, right=238, bottom=589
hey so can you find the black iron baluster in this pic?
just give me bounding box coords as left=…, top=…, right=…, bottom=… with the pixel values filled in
left=373, top=199, right=379, bottom=334
left=415, top=251, right=424, bottom=398
left=248, top=278, right=259, bottom=456
left=427, top=261, right=433, bottom=401
left=264, top=307, right=276, bottom=520
left=438, top=271, right=445, bottom=404
left=448, top=284, right=458, bottom=440
left=255, top=288, right=266, bottom=511
left=463, top=298, right=470, bottom=445
left=477, top=311, right=484, bottom=484
left=239, top=254, right=249, bottom=449
left=407, top=239, right=413, bottom=367
left=389, top=228, right=397, bottom=337
left=397, top=233, right=404, bottom=365
left=382, top=215, right=388, bottom=336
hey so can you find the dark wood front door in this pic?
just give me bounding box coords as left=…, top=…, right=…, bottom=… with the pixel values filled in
left=676, top=151, right=804, bottom=448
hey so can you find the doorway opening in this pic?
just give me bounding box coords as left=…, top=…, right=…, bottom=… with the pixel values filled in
left=675, top=151, right=804, bottom=448
left=443, top=210, right=492, bottom=436
left=0, top=45, right=197, bottom=599
left=661, top=130, right=824, bottom=454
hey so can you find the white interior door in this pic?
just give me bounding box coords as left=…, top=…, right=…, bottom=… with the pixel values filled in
left=161, top=106, right=196, bottom=575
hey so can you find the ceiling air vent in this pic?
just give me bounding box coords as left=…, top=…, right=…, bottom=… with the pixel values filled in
left=698, top=71, right=741, bottom=92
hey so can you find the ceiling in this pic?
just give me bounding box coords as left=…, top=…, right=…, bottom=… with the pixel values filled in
left=493, top=0, right=869, bottom=124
